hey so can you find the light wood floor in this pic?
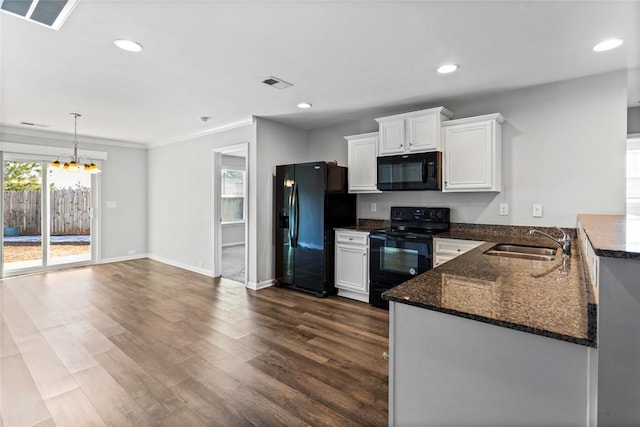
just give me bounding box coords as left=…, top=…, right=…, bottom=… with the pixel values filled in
left=1, top=259, right=389, bottom=426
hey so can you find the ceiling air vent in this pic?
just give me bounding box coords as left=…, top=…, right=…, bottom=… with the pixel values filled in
left=0, top=0, right=79, bottom=30
left=262, top=76, right=293, bottom=90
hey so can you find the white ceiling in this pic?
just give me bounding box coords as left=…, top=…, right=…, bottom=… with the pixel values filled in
left=1, top=0, right=639, bottom=146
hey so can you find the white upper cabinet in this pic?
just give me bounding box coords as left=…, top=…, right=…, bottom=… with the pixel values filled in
left=376, top=107, right=453, bottom=156
left=442, top=113, right=504, bottom=192
left=345, top=132, right=380, bottom=193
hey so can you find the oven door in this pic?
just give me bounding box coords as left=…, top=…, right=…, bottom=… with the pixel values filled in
left=369, top=232, right=432, bottom=285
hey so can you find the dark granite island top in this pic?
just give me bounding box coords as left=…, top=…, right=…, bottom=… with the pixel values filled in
left=383, top=227, right=597, bottom=347
left=578, top=214, right=640, bottom=260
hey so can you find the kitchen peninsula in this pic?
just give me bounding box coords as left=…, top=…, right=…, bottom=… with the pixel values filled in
left=384, top=223, right=599, bottom=426
left=384, top=215, right=640, bottom=426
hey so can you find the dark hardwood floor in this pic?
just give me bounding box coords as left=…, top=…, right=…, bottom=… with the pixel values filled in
left=1, top=259, right=389, bottom=426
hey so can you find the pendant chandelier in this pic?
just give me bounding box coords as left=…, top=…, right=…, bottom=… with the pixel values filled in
left=51, top=113, right=101, bottom=174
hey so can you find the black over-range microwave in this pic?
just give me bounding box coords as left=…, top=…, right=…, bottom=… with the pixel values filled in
left=377, top=151, right=442, bottom=191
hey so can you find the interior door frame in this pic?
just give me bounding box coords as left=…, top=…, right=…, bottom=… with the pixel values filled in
left=211, top=142, right=248, bottom=283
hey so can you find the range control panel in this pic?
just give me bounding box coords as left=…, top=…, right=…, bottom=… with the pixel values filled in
left=390, top=206, right=450, bottom=223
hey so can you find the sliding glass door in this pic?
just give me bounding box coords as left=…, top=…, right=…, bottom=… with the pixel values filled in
left=48, top=166, right=92, bottom=265
left=2, top=157, right=94, bottom=275
left=3, top=161, right=43, bottom=270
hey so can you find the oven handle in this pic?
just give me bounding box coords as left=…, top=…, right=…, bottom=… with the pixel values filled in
left=384, top=234, right=418, bottom=240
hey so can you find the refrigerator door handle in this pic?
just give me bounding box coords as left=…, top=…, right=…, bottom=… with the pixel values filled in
left=288, top=183, right=295, bottom=245
left=292, top=183, right=300, bottom=247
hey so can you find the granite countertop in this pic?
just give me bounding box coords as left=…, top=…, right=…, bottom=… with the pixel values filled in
left=383, top=224, right=597, bottom=347
left=335, top=219, right=388, bottom=233
left=578, top=214, right=640, bottom=260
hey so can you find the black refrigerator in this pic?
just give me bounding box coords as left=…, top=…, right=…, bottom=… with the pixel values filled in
left=275, top=162, right=357, bottom=297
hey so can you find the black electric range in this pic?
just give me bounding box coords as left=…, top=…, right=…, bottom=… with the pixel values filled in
left=369, top=206, right=450, bottom=309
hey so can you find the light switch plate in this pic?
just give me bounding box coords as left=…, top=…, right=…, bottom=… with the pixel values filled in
left=499, top=203, right=509, bottom=216
left=532, top=204, right=543, bottom=217
left=371, top=203, right=377, bottom=212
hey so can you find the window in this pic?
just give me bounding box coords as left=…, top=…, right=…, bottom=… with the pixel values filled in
left=628, top=138, right=640, bottom=216
left=221, top=169, right=245, bottom=222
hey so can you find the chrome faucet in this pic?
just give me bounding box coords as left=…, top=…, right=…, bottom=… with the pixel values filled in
left=529, top=227, right=571, bottom=258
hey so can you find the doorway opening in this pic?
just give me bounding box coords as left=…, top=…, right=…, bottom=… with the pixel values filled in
left=213, top=144, right=248, bottom=284
left=2, top=157, right=97, bottom=276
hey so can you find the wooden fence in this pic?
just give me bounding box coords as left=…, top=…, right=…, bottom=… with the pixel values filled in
left=3, top=189, right=91, bottom=235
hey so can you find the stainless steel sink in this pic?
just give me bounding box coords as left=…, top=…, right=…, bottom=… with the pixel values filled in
left=484, top=244, right=557, bottom=261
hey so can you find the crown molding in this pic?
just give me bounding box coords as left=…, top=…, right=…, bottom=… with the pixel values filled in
left=147, top=116, right=255, bottom=148
left=0, top=125, right=147, bottom=149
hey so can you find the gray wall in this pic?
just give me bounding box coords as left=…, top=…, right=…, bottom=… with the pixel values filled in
left=147, top=125, right=253, bottom=274
left=629, top=106, right=640, bottom=134
left=251, top=118, right=308, bottom=287
left=308, top=71, right=628, bottom=227
left=99, top=145, right=148, bottom=260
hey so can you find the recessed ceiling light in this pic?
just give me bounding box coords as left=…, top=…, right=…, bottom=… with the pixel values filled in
left=297, top=102, right=312, bottom=109
left=437, top=64, right=459, bottom=74
left=593, top=38, right=623, bottom=52
left=114, top=39, right=144, bottom=52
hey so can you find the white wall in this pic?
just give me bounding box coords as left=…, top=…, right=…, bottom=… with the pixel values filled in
left=308, top=71, right=628, bottom=227
left=147, top=124, right=253, bottom=274
left=0, top=127, right=148, bottom=261
left=251, top=118, right=308, bottom=288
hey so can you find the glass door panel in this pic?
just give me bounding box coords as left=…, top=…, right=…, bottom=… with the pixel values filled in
left=48, top=167, right=91, bottom=265
left=3, top=161, right=43, bottom=271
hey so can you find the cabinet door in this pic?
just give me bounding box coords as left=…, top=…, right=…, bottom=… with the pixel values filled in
left=378, top=119, right=405, bottom=156
left=407, top=113, right=440, bottom=152
left=348, top=136, right=380, bottom=193
left=443, top=121, right=495, bottom=191
left=335, top=244, right=368, bottom=293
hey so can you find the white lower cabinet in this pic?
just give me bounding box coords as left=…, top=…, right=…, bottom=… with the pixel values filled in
left=335, top=229, right=369, bottom=303
left=433, top=237, right=484, bottom=267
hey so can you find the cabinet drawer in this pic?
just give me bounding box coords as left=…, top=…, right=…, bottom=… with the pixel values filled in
left=433, top=238, right=484, bottom=267
left=335, top=230, right=369, bottom=245
left=434, top=238, right=483, bottom=255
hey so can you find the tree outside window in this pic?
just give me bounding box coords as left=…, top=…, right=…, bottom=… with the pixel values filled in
left=221, top=169, right=245, bottom=222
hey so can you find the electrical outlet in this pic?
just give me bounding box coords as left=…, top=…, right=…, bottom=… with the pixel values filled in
left=499, top=203, right=509, bottom=216
left=127, top=250, right=135, bottom=255
left=371, top=203, right=377, bottom=212
left=532, top=204, right=543, bottom=218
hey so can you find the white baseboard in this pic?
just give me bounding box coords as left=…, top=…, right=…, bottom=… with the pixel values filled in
left=100, top=253, right=148, bottom=264
left=147, top=254, right=214, bottom=277
left=337, top=288, right=369, bottom=303
left=246, top=279, right=274, bottom=290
